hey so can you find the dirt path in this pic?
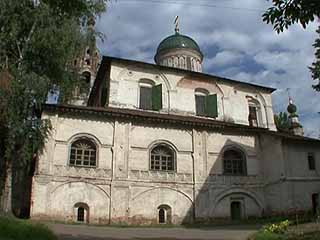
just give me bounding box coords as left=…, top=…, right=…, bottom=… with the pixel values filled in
left=48, top=223, right=259, bottom=240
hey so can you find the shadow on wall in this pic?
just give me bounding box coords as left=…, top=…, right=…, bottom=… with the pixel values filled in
left=180, top=137, right=264, bottom=225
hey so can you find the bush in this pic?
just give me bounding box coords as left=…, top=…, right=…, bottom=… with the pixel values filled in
left=0, top=217, right=57, bottom=240
left=262, top=220, right=290, bottom=234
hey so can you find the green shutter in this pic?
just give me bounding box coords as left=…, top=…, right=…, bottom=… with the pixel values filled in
left=152, top=84, right=162, bottom=111
left=206, top=94, right=218, bottom=118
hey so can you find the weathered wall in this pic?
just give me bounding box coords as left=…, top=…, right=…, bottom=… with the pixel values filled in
left=107, top=62, right=276, bottom=130
left=31, top=110, right=320, bottom=224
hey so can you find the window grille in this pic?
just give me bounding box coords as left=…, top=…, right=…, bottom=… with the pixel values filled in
left=150, top=145, right=175, bottom=171
left=70, top=139, right=97, bottom=167
left=223, top=149, right=247, bottom=175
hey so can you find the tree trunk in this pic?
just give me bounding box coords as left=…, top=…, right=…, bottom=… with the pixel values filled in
left=0, top=161, right=13, bottom=216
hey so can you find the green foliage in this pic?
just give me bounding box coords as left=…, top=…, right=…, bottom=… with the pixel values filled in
left=0, top=217, right=57, bottom=240
left=0, top=0, right=107, bottom=213
left=274, top=112, right=290, bottom=132
left=310, top=27, right=320, bottom=91
left=263, top=220, right=290, bottom=234
left=262, top=0, right=320, bottom=33
left=263, top=1, right=320, bottom=92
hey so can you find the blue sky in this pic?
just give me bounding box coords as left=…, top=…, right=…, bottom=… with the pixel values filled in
left=95, top=0, right=320, bottom=137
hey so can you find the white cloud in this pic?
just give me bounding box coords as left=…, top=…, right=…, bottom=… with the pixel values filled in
left=96, top=0, right=320, bottom=137
left=207, top=51, right=243, bottom=68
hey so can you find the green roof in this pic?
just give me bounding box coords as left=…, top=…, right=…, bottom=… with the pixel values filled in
left=156, top=32, right=202, bottom=55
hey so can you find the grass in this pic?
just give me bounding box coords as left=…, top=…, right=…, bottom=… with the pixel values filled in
left=253, top=231, right=320, bottom=240
left=0, top=217, right=57, bottom=240
left=254, top=231, right=286, bottom=240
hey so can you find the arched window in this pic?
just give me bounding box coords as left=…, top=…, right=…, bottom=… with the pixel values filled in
left=150, top=144, right=175, bottom=171
left=223, top=148, right=247, bottom=176
left=70, top=138, right=97, bottom=167
left=248, top=99, right=262, bottom=127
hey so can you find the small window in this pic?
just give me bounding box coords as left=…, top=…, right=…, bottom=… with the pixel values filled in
left=150, top=144, right=175, bottom=171
left=248, top=106, right=258, bottom=127
left=139, top=81, right=162, bottom=111
left=308, top=152, right=316, bottom=170
left=70, top=138, right=97, bottom=167
left=195, top=89, right=218, bottom=118
left=140, top=86, right=152, bottom=110
left=223, top=149, right=247, bottom=176
left=248, top=99, right=261, bottom=127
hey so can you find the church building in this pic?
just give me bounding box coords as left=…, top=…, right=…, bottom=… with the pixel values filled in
left=30, top=23, right=320, bottom=224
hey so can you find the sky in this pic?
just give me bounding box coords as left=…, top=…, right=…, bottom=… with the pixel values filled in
left=95, top=0, right=320, bottom=137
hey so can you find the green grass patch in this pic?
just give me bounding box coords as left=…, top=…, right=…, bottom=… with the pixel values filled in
left=0, top=217, right=57, bottom=240
left=252, top=229, right=320, bottom=240
left=254, top=231, right=287, bottom=240
left=288, top=231, right=320, bottom=240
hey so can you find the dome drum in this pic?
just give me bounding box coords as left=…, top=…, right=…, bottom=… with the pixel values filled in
left=154, top=32, right=203, bottom=72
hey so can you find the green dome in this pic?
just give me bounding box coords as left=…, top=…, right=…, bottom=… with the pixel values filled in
left=156, top=33, right=202, bottom=55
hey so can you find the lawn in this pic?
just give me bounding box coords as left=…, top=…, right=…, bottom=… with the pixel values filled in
left=255, top=231, right=320, bottom=240
left=252, top=221, right=320, bottom=240
left=0, top=217, right=57, bottom=240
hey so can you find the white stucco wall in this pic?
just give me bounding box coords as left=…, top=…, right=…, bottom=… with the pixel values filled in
left=31, top=109, right=320, bottom=224
left=107, top=62, right=276, bottom=130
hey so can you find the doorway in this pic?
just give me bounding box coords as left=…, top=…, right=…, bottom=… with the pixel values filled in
left=312, top=193, right=319, bottom=215
left=157, top=205, right=172, bottom=224
left=74, top=202, right=89, bottom=223
left=77, top=207, right=85, bottom=222
left=231, top=201, right=242, bottom=220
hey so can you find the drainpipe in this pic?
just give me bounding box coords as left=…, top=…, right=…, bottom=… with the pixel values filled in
left=191, top=129, right=196, bottom=223
left=264, top=105, right=269, bottom=129
left=109, top=119, right=116, bottom=224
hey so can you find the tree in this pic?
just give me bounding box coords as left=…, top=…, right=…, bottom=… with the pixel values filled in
left=274, top=112, right=290, bottom=132
left=310, top=28, right=320, bottom=91
left=262, top=0, right=320, bottom=90
left=0, top=0, right=107, bottom=216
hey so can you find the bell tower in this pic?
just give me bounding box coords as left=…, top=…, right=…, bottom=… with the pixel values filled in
left=72, top=16, right=100, bottom=106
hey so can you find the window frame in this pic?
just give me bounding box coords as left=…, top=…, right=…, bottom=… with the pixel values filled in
left=223, top=148, right=247, bottom=176
left=69, top=137, right=98, bottom=168
left=139, top=85, right=153, bottom=110
left=248, top=98, right=262, bottom=127
left=138, top=79, right=155, bottom=110
left=195, top=89, right=209, bottom=117
left=149, top=143, right=176, bottom=172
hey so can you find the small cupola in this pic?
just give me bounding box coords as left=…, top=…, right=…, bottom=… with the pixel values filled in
left=154, top=17, right=203, bottom=72
left=287, top=97, right=304, bottom=136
